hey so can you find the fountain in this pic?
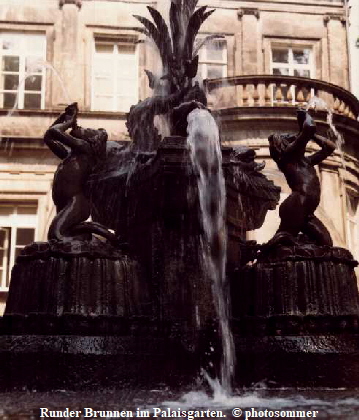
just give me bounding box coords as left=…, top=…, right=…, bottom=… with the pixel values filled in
left=0, top=0, right=358, bottom=401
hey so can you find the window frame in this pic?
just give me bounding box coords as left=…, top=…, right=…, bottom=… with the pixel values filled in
left=91, top=37, right=139, bottom=113
left=270, top=45, right=314, bottom=79
left=0, top=32, right=46, bottom=110
left=269, top=43, right=315, bottom=105
left=196, top=37, right=228, bottom=80
left=0, top=202, right=38, bottom=291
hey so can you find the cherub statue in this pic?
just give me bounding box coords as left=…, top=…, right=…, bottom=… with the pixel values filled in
left=265, top=109, right=336, bottom=248
left=44, top=102, right=117, bottom=244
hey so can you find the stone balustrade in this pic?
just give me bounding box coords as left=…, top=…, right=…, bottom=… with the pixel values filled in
left=205, top=75, right=359, bottom=121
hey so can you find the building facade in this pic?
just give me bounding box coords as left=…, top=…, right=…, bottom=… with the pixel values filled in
left=348, top=0, right=359, bottom=99
left=1, top=0, right=359, bottom=314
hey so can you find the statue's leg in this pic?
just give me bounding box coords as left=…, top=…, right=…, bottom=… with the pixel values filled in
left=277, top=192, right=306, bottom=237
left=262, top=193, right=306, bottom=249
left=48, top=194, right=91, bottom=241
left=71, top=221, right=118, bottom=244
left=302, top=215, right=333, bottom=247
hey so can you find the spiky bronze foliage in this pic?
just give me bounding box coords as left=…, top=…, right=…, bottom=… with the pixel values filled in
left=133, top=0, right=222, bottom=92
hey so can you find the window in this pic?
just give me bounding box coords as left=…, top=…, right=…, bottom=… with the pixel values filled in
left=271, top=46, right=314, bottom=104
left=271, top=47, right=313, bottom=78
left=0, top=33, right=46, bottom=110
left=0, top=203, right=37, bottom=290
left=197, top=39, right=227, bottom=80
left=92, top=40, right=138, bottom=112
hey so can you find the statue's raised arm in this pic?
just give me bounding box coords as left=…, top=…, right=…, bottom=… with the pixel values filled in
left=44, top=102, right=92, bottom=156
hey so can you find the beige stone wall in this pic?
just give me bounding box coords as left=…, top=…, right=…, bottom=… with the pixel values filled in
left=193, top=0, right=349, bottom=87
left=348, top=0, right=359, bottom=99
left=0, top=0, right=350, bottom=134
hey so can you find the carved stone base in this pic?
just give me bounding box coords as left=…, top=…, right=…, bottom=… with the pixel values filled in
left=230, top=245, right=359, bottom=387
left=0, top=240, right=212, bottom=390
left=5, top=240, right=149, bottom=318
left=233, top=334, right=359, bottom=388
left=232, top=245, right=359, bottom=325
left=0, top=332, right=198, bottom=391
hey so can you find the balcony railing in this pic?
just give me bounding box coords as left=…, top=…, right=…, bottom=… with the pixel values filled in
left=205, top=75, right=359, bottom=121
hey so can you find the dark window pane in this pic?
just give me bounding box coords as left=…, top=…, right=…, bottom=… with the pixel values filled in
left=4, top=74, right=19, bottom=91
left=25, top=75, right=42, bottom=91
left=24, top=93, right=41, bottom=109
left=0, top=227, right=10, bottom=249
left=273, top=67, right=289, bottom=76
left=347, top=196, right=359, bottom=217
left=3, top=93, right=16, bottom=108
left=294, top=69, right=310, bottom=78
left=18, top=206, right=37, bottom=215
left=117, top=44, right=135, bottom=55
left=95, top=43, right=113, bottom=54
left=293, top=49, right=310, bottom=65
left=272, top=49, right=289, bottom=63
left=16, top=228, right=34, bottom=246
left=0, top=229, right=6, bottom=246
left=15, top=248, right=23, bottom=260
left=2, top=56, right=19, bottom=72
left=281, top=85, right=289, bottom=100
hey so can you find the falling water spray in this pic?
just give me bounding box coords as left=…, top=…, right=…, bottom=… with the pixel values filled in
left=306, top=96, right=346, bottom=169
left=186, top=108, right=235, bottom=392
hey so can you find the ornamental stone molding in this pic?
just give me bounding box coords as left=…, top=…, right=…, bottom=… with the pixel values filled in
left=237, top=8, right=260, bottom=20
left=59, top=0, right=82, bottom=9
left=323, top=14, right=346, bottom=25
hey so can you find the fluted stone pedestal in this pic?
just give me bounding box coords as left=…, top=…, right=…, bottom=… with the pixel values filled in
left=5, top=240, right=147, bottom=319
left=0, top=240, right=197, bottom=390
left=231, top=245, right=359, bottom=387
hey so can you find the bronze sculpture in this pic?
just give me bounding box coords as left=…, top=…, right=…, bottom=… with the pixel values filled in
left=44, top=102, right=118, bottom=244
left=266, top=109, right=336, bottom=248
left=127, top=1, right=222, bottom=150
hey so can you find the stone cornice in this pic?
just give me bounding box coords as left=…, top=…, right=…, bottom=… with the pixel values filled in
left=59, top=0, right=82, bottom=9
left=0, top=108, right=127, bottom=120
left=238, top=8, right=260, bottom=20
left=323, top=13, right=346, bottom=25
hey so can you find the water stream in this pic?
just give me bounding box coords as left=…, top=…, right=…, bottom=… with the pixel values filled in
left=1, top=59, right=71, bottom=151
left=186, top=108, right=235, bottom=393
left=5, top=59, right=71, bottom=118
left=305, top=96, right=346, bottom=169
